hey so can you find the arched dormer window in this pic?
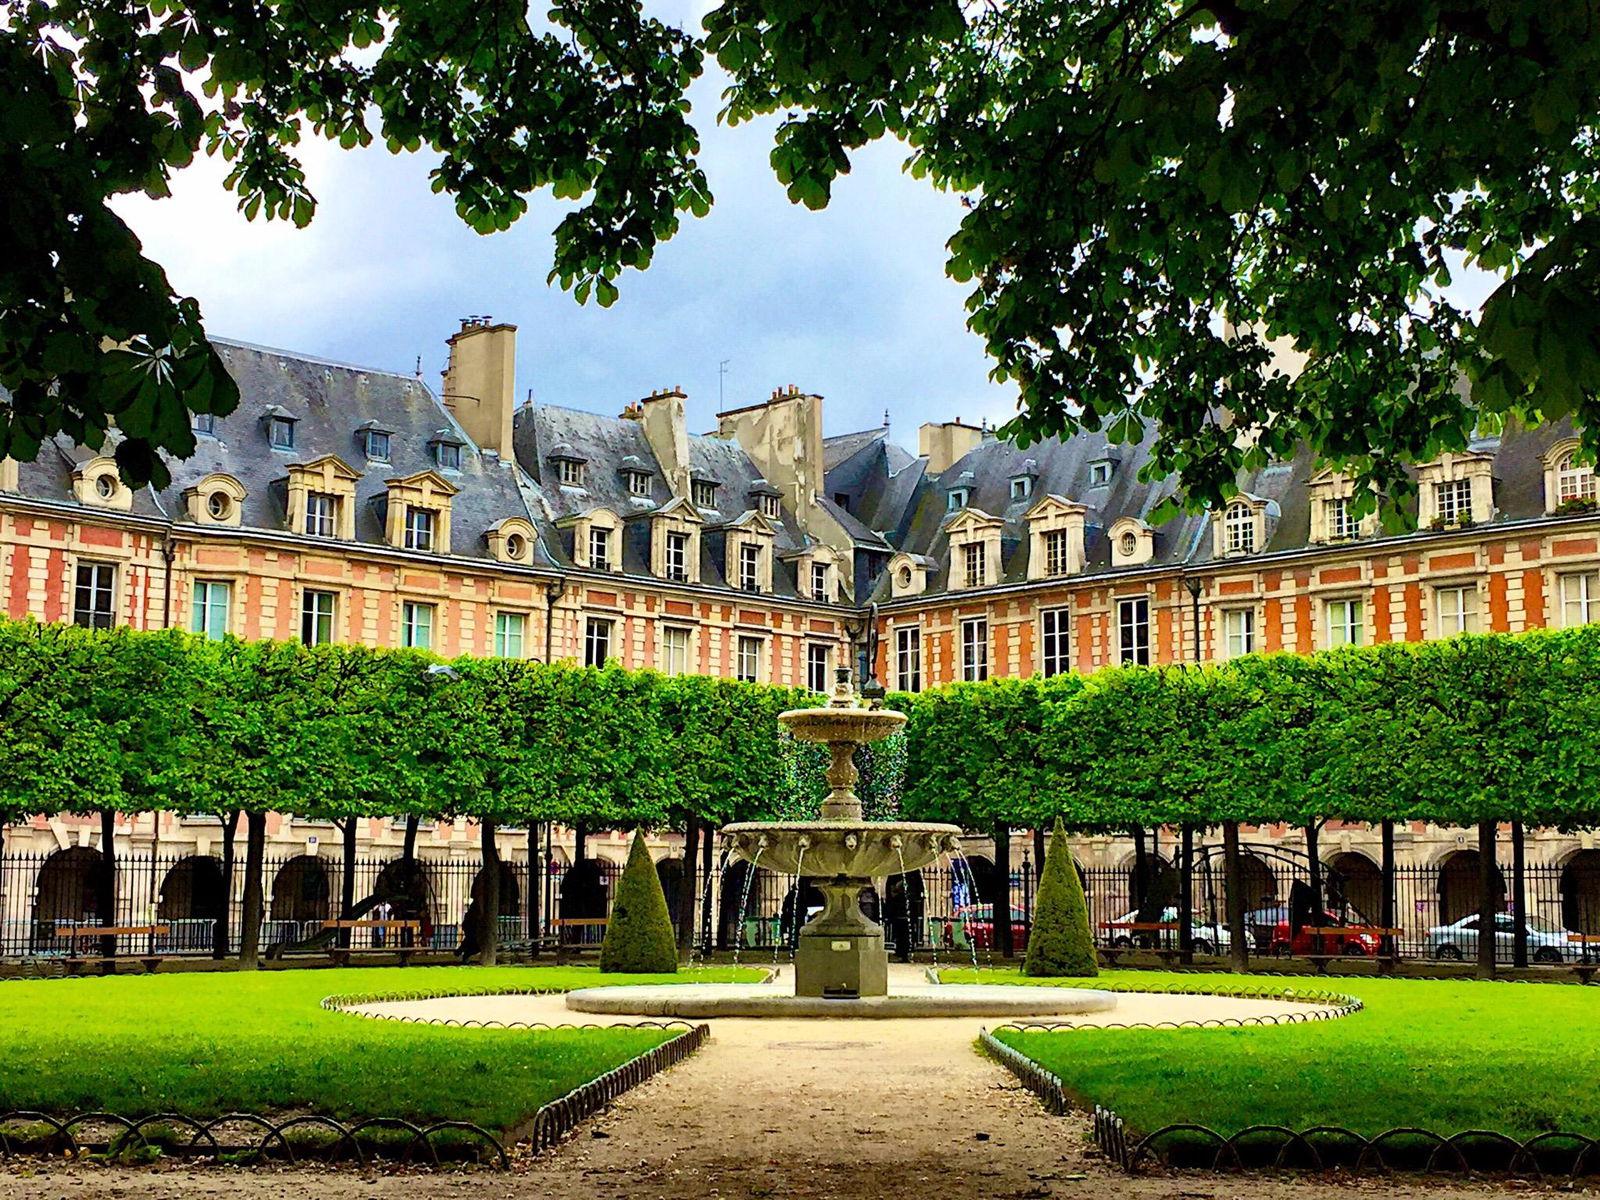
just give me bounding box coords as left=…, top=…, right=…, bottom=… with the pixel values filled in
left=1224, top=501, right=1256, bottom=554
left=1556, top=449, right=1596, bottom=506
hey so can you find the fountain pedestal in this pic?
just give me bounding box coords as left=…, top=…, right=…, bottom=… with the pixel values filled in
left=794, top=877, right=887, bottom=999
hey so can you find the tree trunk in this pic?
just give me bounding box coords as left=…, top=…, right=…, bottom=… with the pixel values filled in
left=97, top=809, right=118, bottom=961
left=338, top=818, right=357, bottom=949
left=402, top=814, right=418, bottom=862
left=992, top=824, right=1013, bottom=958
left=1178, top=823, right=1194, bottom=964
left=1131, top=826, right=1150, bottom=915
left=214, top=811, right=237, bottom=960
left=478, top=819, right=500, bottom=966
left=574, top=823, right=587, bottom=863
left=1032, top=827, right=1046, bottom=873
left=528, top=824, right=542, bottom=958
left=1305, top=822, right=1323, bottom=916
left=1511, top=819, right=1527, bottom=969
left=1379, top=819, right=1396, bottom=970
left=1224, top=821, right=1249, bottom=972
left=678, top=814, right=700, bottom=953
left=1476, top=819, right=1497, bottom=980
left=239, top=811, right=267, bottom=970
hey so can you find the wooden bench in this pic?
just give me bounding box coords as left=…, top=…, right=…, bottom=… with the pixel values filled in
left=55, top=923, right=171, bottom=975
left=1100, top=921, right=1191, bottom=964
left=1296, top=926, right=1404, bottom=973
left=553, top=918, right=607, bottom=962
left=320, top=919, right=421, bottom=966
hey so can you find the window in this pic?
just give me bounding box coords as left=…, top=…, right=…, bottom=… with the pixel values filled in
left=760, top=494, right=781, bottom=519
left=960, top=618, right=989, bottom=682
left=1010, top=476, right=1032, bottom=501
left=738, top=542, right=761, bottom=592
left=1223, top=501, right=1256, bottom=554
left=810, top=562, right=830, bottom=602
left=193, top=412, right=216, bottom=435
left=1089, top=460, right=1112, bottom=487
left=1041, top=608, right=1070, bottom=677
left=807, top=643, right=832, bottom=693
left=589, top=527, right=611, bottom=571
left=1118, top=531, right=1138, bottom=558
left=206, top=491, right=232, bottom=521
left=402, top=601, right=434, bottom=649
left=269, top=416, right=295, bottom=449
left=94, top=474, right=116, bottom=499
left=305, top=492, right=337, bottom=537
left=1436, top=478, right=1473, bottom=525
left=626, top=470, right=651, bottom=497
left=365, top=430, right=390, bottom=461
left=495, top=612, right=526, bottom=658
left=191, top=581, right=231, bottom=641
left=963, top=542, right=986, bottom=588
left=1556, top=451, right=1596, bottom=505
left=662, top=626, right=690, bottom=675
left=73, top=562, right=116, bottom=629
left=665, top=530, right=689, bottom=582
left=504, top=532, right=527, bottom=561
left=832, top=492, right=851, bottom=511
left=1435, top=584, right=1479, bottom=636
left=894, top=626, right=922, bottom=693
left=584, top=617, right=612, bottom=667
left=1117, top=597, right=1150, bottom=665
left=693, top=480, right=717, bottom=508
left=557, top=457, right=583, bottom=486
left=301, top=589, right=336, bottom=645
left=947, top=488, right=969, bottom=512
left=1326, top=597, right=1364, bottom=647
left=736, top=635, right=763, bottom=683
left=435, top=442, right=463, bottom=471
left=1044, top=529, right=1070, bottom=577
left=1560, top=571, right=1600, bottom=627
left=1327, top=496, right=1356, bottom=540
left=1223, top=608, right=1255, bottom=659
left=404, top=507, right=436, bottom=552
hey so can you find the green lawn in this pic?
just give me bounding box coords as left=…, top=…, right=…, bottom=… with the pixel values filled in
left=0, top=965, right=759, bottom=1133
left=944, top=968, right=1600, bottom=1139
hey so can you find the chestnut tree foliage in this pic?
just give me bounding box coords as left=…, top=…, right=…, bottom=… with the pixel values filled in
left=7, top=1, right=1600, bottom=509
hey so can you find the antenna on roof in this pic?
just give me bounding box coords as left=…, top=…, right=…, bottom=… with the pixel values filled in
left=883, top=408, right=890, bottom=428
left=414, top=355, right=422, bottom=379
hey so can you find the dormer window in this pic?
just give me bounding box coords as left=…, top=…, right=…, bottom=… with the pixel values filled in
left=738, top=543, right=762, bottom=592
left=1224, top=501, right=1257, bottom=554
left=589, top=527, right=612, bottom=572
left=269, top=415, right=296, bottom=450
left=1435, top=478, right=1473, bottom=525
left=626, top=470, right=652, bottom=497
left=1556, top=450, right=1595, bottom=506
left=364, top=430, right=391, bottom=461
left=666, top=531, right=689, bottom=581
left=760, top=494, right=781, bottom=519
left=193, top=413, right=216, bottom=436
left=693, top=479, right=717, bottom=508
left=811, top=561, right=830, bottom=602
left=434, top=441, right=463, bottom=472
left=1119, top=531, right=1138, bottom=557
left=505, top=533, right=527, bottom=561
left=1418, top=451, right=1494, bottom=528
left=1327, top=496, right=1356, bottom=540
left=404, top=507, right=437, bottom=551
left=947, top=488, right=969, bottom=512
left=560, top=458, right=586, bottom=486
left=1010, top=476, right=1032, bottom=501
left=1044, top=529, right=1070, bottom=576
left=306, top=492, right=338, bottom=537
left=1089, top=460, right=1113, bottom=487
left=206, top=492, right=232, bottom=521
left=963, top=542, right=986, bottom=587
left=94, top=474, right=116, bottom=500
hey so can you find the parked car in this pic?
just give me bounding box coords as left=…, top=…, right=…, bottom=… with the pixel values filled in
left=944, top=904, right=1030, bottom=951
left=1426, top=913, right=1573, bottom=964
left=1105, top=907, right=1232, bottom=955
left=1269, top=912, right=1381, bottom=957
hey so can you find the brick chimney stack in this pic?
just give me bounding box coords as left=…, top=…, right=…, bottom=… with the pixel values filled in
left=441, top=317, right=517, bottom=456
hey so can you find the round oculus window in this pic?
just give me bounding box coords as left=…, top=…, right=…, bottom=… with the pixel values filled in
left=94, top=474, right=116, bottom=499
left=1119, top=532, right=1138, bottom=556
left=207, top=492, right=231, bottom=520
left=897, top=567, right=912, bottom=588
left=505, top=533, right=526, bottom=561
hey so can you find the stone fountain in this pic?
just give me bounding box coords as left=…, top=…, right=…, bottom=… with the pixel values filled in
left=720, top=668, right=963, bottom=999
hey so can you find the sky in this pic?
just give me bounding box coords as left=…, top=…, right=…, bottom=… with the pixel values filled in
left=110, top=8, right=1015, bottom=448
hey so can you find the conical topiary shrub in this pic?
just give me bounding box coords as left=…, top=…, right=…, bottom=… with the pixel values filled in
left=1023, top=818, right=1098, bottom=977
left=600, top=830, right=679, bottom=974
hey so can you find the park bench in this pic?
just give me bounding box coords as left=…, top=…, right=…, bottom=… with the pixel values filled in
left=1298, top=926, right=1404, bottom=974
left=55, top=923, right=171, bottom=975
left=1100, top=920, right=1188, bottom=965
left=320, top=918, right=421, bottom=966
left=553, top=917, right=607, bottom=963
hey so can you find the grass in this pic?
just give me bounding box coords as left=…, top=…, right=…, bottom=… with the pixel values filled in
left=0, top=965, right=760, bottom=1134
left=943, top=967, right=1600, bottom=1139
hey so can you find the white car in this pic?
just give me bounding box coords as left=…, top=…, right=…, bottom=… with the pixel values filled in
left=1426, top=913, right=1573, bottom=964
left=1106, top=907, right=1232, bottom=955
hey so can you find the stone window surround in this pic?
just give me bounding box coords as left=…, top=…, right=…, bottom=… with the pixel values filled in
left=183, top=472, right=247, bottom=527
left=71, top=456, right=133, bottom=512
left=1025, top=494, right=1087, bottom=580
left=1425, top=574, right=1486, bottom=640
left=1553, top=564, right=1600, bottom=628
left=556, top=507, right=623, bottom=574
left=486, top=516, right=539, bottom=565
left=1307, top=470, right=1381, bottom=544
left=944, top=509, right=1004, bottom=592
left=887, top=551, right=931, bottom=598
left=893, top=622, right=922, bottom=692
left=1210, top=494, right=1269, bottom=558
left=381, top=469, right=458, bottom=555
left=723, top=512, right=777, bottom=594
left=68, top=554, right=123, bottom=629
left=1216, top=604, right=1260, bottom=660
left=1321, top=593, right=1367, bottom=649
left=734, top=631, right=767, bottom=683
left=1542, top=438, right=1598, bottom=512
left=1108, top=516, right=1154, bottom=567
left=658, top=622, right=697, bottom=675
left=1416, top=451, right=1495, bottom=528
left=649, top=500, right=704, bottom=584
left=284, top=455, right=361, bottom=541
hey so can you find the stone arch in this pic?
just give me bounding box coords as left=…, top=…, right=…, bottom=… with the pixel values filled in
left=718, top=861, right=777, bottom=948
left=1560, top=849, right=1600, bottom=934
left=34, top=846, right=103, bottom=937
left=471, top=860, right=520, bottom=917
left=374, top=858, right=435, bottom=924
left=559, top=859, right=610, bottom=922
left=1436, top=849, right=1506, bottom=925
left=961, top=853, right=996, bottom=909
left=883, top=870, right=926, bottom=957
left=270, top=855, right=331, bottom=924
left=654, top=857, right=686, bottom=931
left=1231, top=851, right=1279, bottom=913
left=158, top=855, right=226, bottom=923
left=1326, top=850, right=1382, bottom=923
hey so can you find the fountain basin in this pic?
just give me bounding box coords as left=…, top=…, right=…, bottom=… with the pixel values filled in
left=720, top=821, right=961, bottom=877
left=779, top=705, right=907, bottom=746
left=565, top=981, right=1120, bottom=1019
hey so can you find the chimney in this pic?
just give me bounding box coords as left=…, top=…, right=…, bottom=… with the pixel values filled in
left=919, top=419, right=984, bottom=474
left=441, top=317, right=517, bottom=456
left=639, top=386, right=691, bottom=498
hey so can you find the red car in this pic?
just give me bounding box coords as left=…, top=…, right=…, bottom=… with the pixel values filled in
left=944, top=904, right=1030, bottom=951
left=1269, top=913, right=1380, bottom=957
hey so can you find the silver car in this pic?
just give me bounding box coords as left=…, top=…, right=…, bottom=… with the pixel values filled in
left=1426, top=913, right=1573, bottom=964
left=1107, top=907, right=1232, bottom=955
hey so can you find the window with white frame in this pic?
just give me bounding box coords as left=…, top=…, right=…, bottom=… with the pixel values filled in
left=1117, top=597, right=1150, bottom=665
left=1089, top=460, right=1113, bottom=487
left=1556, top=450, right=1596, bottom=505
left=495, top=611, right=527, bottom=658
left=301, top=589, right=337, bottom=645
left=1011, top=476, right=1032, bottom=501
left=1223, top=501, right=1257, bottom=554
left=759, top=493, right=781, bottom=519
left=692, top=479, right=717, bottom=508
left=662, top=626, right=690, bottom=675
left=962, top=541, right=985, bottom=588
left=402, top=601, right=434, bottom=649
left=364, top=430, right=390, bottom=461
left=738, top=542, right=761, bottom=592
left=807, top=643, right=832, bottom=693
left=191, top=580, right=231, bottom=641
left=626, top=470, right=651, bottom=497
left=810, top=561, right=830, bottom=602
left=960, top=617, right=989, bottom=681
left=1560, top=571, right=1600, bottom=627
left=1040, top=608, right=1070, bottom=677
left=1222, top=608, right=1255, bottom=659
left=895, top=625, right=922, bottom=692
left=73, top=562, right=117, bottom=629
left=589, top=526, right=612, bottom=571
left=268, top=416, right=295, bottom=449
left=193, top=412, right=216, bottom=436
left=1327, top=496, right=1356, bottom=540
left=736, top=635, right=763, bottom=683
left=305, top=492, right=337, bottom=537
left=434, top=441, right=463, bottom=471
left=665, top=530, right=690, bottom=581
left=1325, top=597, right=1364, bottom=647
left=584, top=616, right=613, bottom=667
left=1435, top=478, right=1473, bottom=525
left=404, top=507, right=436, bottom=551
left=557, top=457, right=583, bottom=486
left=1043, top=529, right=1071, bottom=577
left=1434, top=584, right=1479, bottom=636
left=947, top=487, right=969, bottom=511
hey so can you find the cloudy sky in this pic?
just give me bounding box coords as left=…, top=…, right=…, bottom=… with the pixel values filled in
left=111, top=7, right=1013, bottom=447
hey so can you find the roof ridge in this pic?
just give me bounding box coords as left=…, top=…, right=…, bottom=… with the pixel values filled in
left=210, top=336, right=426, bottom=385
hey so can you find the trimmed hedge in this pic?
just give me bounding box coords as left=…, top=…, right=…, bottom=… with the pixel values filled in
left=1023, top=819, right=1097, bottom=977
left=600, top=831, right=679, bottom=974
